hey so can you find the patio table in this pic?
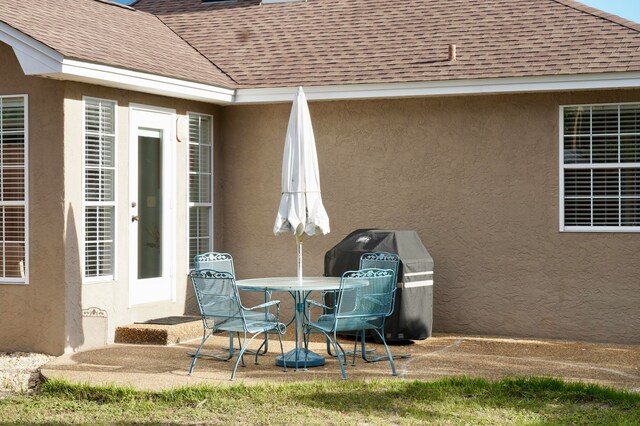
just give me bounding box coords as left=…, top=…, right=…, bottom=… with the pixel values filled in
left=236, top=276, right=366, bottom=368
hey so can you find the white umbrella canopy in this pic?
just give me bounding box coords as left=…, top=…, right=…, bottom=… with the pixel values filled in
left=274, top=87, right=330, bottom=279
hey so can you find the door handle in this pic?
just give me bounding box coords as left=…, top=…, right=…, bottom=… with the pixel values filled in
left=131, top=215, right=139, bottom=222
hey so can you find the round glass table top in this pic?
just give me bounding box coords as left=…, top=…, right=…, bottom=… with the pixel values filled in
left=236, top=276, right=358, bottom=292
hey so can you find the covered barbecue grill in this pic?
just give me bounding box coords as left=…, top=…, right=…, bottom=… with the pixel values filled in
left=324, top=229, right=433, bottom=341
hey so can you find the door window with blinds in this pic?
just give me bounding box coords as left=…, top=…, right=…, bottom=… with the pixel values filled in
left=561, top=103, right=640, bottom=231
left=83, top=98, right=116, bottom=279
left=188, top=113, right=213, bottom=269
left=0, top=95, right=27, bottom=283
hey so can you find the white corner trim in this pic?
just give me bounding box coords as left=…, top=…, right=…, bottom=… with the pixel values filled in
left=234, top=72, right=640, bottom=103
left=59, top=59, right=235, bottom=104
left=0, top=22, right=63, bottom=74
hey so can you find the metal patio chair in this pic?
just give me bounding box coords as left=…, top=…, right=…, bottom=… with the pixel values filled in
left=188, top=269, right=287, bottom=380
left=193, top=252, right=271, bottom=358
left=357, top=252, right=410, bottom=362
left=304, top=268, right=397, bottom=379
left=323, top=252, right=406, bottom=361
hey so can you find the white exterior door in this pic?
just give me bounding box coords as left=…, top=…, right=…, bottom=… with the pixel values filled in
left=129, top=105, right=176, bottom=306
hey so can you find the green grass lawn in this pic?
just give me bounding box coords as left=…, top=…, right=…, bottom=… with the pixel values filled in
left=1, top=377, right=638, bottom=425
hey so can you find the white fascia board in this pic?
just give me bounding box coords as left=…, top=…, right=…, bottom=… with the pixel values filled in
left=58, top=59, right=235, bottom=104
left=0, top=22, right=234, bottom=104
left=0, top=21, right=63, bottom=74
left=234, top=72, right=640, bottom=104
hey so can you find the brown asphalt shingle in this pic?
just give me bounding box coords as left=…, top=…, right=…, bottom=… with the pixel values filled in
left=0, top=0, right=236, bottom=88
left=133, top=0, right=640, bottom=88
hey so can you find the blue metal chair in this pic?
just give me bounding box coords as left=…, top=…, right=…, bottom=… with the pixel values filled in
left=323, top=252, right=403, bottom=359
left=304, top=268, right=397, bottom=379
left=193, top=252, right=271, bottom=358
left=188, top=269, right=287, bottom=380
left=357, top=252, right=410, bottom=362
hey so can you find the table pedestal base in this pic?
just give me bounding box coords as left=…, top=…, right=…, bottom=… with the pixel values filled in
left=276, top=348, right=325, bottom=368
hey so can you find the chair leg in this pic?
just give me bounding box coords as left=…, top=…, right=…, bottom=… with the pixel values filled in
left=351, top=330, right=360, bottom=366
left=276, top=326, right=287, bottom=373
left=326, top=335, right=337, bottom=356
left=188, top=330, right=211, bottom=375
left=360, top=335, right=411, bottom=362
left=332, top=333, right=347, bottom=380
left=373, top=329, right=397, bottom=377
left=237, top=332, right=246, bottom=368
left=303, top=325, right=310, bottom=371
left=230, top=332, right=261, bottom=381
left=252, top=290, right=273, bottom=356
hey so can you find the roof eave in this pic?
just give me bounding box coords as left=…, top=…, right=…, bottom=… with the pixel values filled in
left=57, top=59, right=235, bottom=104
left=0, top=21, right=235, bottom=104
left=233, top=73, right=640, bottom=104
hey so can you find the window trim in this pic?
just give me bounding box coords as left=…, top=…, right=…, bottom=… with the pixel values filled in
left=186, top=112, right=214, bottom=271
left=559, top=101, right=640, bottom=233
left=0, top=94, right=28, bottom=285
left=82, top=96, right=117, bottom=283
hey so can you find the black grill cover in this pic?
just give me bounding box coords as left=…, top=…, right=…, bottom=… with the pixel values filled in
left=324, top=229, right=433, bottom=341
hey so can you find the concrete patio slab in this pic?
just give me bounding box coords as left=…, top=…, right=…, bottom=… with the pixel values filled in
left=41, top=334, right=640, bottom=392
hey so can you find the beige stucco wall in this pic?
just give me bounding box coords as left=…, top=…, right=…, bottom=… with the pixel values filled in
left=0, top=43, right=67, bottom=354
left=0, top=42, right=224, bottom=355
left=219, top=89, right=640, bottom=344
left=62, top=83, right=221, bottom=354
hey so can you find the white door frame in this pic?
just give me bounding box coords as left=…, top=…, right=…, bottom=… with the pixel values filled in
left=129, top=104, right=176, bottom=306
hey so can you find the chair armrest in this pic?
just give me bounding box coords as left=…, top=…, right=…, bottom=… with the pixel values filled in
left=246, top=300, right=280, bottom=311
left=306, top=299, right=332, bottom=310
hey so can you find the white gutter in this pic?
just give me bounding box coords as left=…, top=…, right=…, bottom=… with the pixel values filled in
left=234, top=72, right=640, bottom=104
left=58, top=59, right=235, bottom=104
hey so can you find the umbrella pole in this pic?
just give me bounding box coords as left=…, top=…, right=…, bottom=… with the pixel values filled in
left=296, top=237, right=303, bottom=281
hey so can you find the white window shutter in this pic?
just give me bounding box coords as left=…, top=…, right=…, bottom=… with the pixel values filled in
left=188, top=113, right=213, bottom=269
left=83, top=99, right=116, bottom=278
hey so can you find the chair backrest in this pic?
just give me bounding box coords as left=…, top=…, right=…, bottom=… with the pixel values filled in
left=359, top=252, right=400, bottom=315
left=189, top=269, right=243, bottom=326
left=360, top=252, right=399, bottom=283
left=194, top=252, right=235, bottom=275
left=336, top=268, right=395, bottom=321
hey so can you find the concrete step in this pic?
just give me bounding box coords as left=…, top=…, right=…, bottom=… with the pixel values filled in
left=115, top=316, right=201, bottom=345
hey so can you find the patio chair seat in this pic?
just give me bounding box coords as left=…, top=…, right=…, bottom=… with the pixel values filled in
left=217, top=318, right=282, bottom=335
left=315, top=314, right=382, bottom=333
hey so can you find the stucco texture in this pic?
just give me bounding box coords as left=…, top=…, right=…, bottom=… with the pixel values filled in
left=0, top=41, right=223, bottom=355
left=0, top=43, right=66, bottom=354
left=219, top=90, right=640, bottom=344
left=62, top=83, right=221, bottom=355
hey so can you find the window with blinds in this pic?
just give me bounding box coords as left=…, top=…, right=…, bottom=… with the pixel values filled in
left=561, top=103, right=640, bottom=231
left=83, top=98, right=116, bottom=279
left=0, top=96, right=27, bottom=283
left=188, top=113, right=213, bottom=269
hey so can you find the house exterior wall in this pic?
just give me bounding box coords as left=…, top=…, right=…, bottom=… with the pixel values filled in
left=62, top=83, right=221, bottom=354
left=219, top=89, right=640, bottom=344
left=0, top=42, right=224, bottom=354
left=0, top=43, right=67, bottom=354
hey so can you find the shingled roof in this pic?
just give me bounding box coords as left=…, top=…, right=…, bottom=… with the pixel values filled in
left=133, top=0, right=640, bottom=89
left=0, top=0, right=236, bottom=88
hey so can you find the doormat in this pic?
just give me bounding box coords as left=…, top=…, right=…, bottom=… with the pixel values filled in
left=136, top=316, right=200, bottom=326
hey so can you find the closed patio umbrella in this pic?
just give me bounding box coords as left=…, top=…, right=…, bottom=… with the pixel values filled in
left=274, top=87, right=330, bottom=280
